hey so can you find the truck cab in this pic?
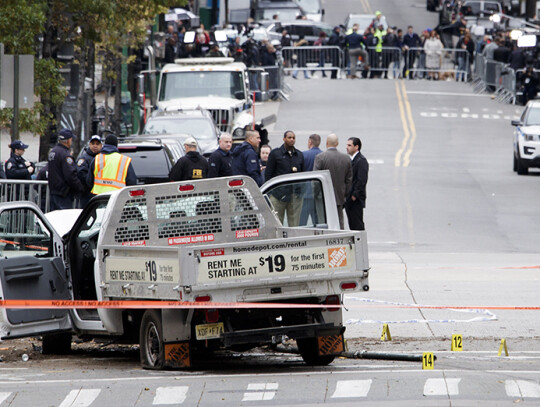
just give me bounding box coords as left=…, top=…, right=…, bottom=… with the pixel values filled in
left=0, top=171, right=369, bottom=368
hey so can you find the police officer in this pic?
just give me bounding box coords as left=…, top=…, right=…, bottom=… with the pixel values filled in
left=169, top=137, right=208, bottom=181
left=207, top=133, right=233, bottom=178
left=77, top=135, right=102, bottom=207
left=87, top=134, right=137, bottom=194
left=6, top=140, right=34, bottom=180
left=48, top=128, right=85, bottom=211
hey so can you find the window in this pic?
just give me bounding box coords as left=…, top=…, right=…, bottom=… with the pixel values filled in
left=0, top=208, right=52, bottom=258
left=160, top=71, right=245, bottom=100
left=265, top=179, right=326, bottom=227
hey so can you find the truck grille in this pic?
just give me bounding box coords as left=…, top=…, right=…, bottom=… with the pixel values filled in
left=209, top=109, right=232, bottom=133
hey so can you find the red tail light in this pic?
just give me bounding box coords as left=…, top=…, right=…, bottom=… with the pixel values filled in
left=179, top=184, right=195, bottom=192
left=195, top=295, right=211, bottom=302
left=129, top=189, right=145, bottom=197
left=340, top=282, right=357, bottom=290
left=324, top=295, right=340, bottom=312
left=205, top=309, right=219, bottom=323
left=228, top=179, right=244, bottom=187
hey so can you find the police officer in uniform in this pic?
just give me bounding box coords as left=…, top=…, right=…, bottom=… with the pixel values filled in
left=48, top=128, right=85, bottom=211
left=77, top=135, right=102, bottom=207
left=169, top=137, right=208, bottom=181
left=6, top=140, right=34, bottom=180
left=87, top=134, right=137, bottom=194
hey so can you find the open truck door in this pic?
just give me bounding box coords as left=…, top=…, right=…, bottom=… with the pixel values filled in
left=261, top=170, right=341, bottom=230
left=0, top=202, right=73, bottom=340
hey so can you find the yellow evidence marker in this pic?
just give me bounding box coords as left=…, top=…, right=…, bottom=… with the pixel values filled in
left=422, top=352, right=434, bottom=370
left=451, top=334, right=463, bottom=351
left=498, top=338, right=509, bottom=356
left=380, top=323, right=392, bottom=341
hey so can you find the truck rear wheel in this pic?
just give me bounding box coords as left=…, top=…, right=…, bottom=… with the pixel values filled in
left=296, top=337, right=335, bottom=366
left=42, top=332, right=72, bottom=355
left=140, top=310, right=165, bottom=369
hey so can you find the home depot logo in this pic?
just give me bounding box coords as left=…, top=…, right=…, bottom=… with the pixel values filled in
left=328, top=247, right=347, bottom=268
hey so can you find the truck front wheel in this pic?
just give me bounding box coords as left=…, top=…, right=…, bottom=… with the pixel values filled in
left=296, top=337, right=335, bottom=366
left=140, top=310, right=165, bottom=369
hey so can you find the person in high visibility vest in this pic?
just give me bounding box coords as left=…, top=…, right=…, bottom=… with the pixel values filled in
left=87, top=134, right=137, bottom=194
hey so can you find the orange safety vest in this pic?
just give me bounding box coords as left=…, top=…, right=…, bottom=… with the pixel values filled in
left=91, top=152, right=131, bottom=194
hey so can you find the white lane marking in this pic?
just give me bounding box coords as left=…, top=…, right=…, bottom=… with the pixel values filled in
left=505, top=380, right=540, bottom=398
left=58, top=389, right=101, bottom=407
left=407, top=91, right=488, bottom=97
left=331, top=380, right=372, bottom=398
left=242, top=383, right=278, bottom=401
left=153, top=386, right=189, bottom=405
left=423, top=378, right=461, bottom=396
left=0, top=393, right=10, bottom=404
left=463, top=107, right=470, bottom=112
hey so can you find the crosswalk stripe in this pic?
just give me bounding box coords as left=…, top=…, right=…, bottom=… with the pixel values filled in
left=242, top=383, right=278, bottom=401
left=58, top=389, right=101, bottom=407
left=505, top=380, right=540, bottom=398
left=153, top=386, right=189, bottom=405
left=0, top=393, right=10, bottom=405
left=331, top=380, right=372, bottom=398
left=423, top=378, right=461, bottom=396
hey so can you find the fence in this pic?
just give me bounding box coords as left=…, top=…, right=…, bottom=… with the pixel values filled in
left=0, top=180, right=50, bottom=213
left=473, top=54, right=522, bottom=105
left=404, top=47, right=470, bottom=81
left=248, top=64, right=291, bottom=101
left=280, top=46, right=344, bottom=76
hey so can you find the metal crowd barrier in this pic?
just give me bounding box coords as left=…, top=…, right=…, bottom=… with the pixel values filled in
left=0, top=179, right=50, bottom=212
left=364, top=47, right=402, bottom=78
left=248, top=64, right=290, bottom=101
left=280, top=46, right=344, bottom=76
left=472, top=54, right=520, bottom=104
left=404, top=47, right=470, bottom=81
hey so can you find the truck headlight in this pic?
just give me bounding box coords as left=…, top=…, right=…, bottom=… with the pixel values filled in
left=233, top=127, right=245, bottom=138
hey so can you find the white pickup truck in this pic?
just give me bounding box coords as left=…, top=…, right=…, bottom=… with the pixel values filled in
left=0, top=171, right=369, bottom=369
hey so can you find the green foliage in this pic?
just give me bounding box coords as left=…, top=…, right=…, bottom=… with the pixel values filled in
left=0, top=0, right=46, bottom=54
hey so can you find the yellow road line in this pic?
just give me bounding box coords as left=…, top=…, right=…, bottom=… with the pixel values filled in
left=401, top=81, right=417, bottom=167
left=361, top=0, right=373, bottom=14
left=394, top=81, right=417, bottom=167
left=394, top=81, right=410, bottom=167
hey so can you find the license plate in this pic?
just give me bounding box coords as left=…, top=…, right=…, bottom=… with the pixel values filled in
left=195, top=322, right=224, bottom=340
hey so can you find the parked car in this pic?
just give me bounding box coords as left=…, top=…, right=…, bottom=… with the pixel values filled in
left=511, top=100, right=540, bottom=175
left=252, top=0, right=304, bottom=22
left=141, top=109, right=220, bottom=157
left=344, top=13, right=376, bottom=34
left=266, top=20, right=333, bottom=44
left=295, top=0, right=324, bottom=21
left=117, top=139, right=181, bottom=184
left=460, top=0, right=502, bottom=19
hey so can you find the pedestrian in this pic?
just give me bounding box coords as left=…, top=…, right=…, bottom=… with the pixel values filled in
left=292, top=35, right=310, bottom=79
left=300, top=134, right=322, bottom=225
left=0, top=162, right=5, bottom=179
left=169, top=137, right=208, bottom=181
left=259, top=144, right=271, bottom=177
left=87, top=134, right=137, bottom=195
left=346, top=24, right=369, bottom=79
left=5, top=140, right=34, bottom=180
left=456, top=32, right=474, bottom=82
left=424, top=30, right=443, bottom=80
left=345, top=137, right=369, bottom=231
left=328, top=26, right=345, bottom=79
left=48, top=128, right=85, bottom=211
left=382, top=27, right=399, bottom=79
left=208, top=133, right=233, bottom=178
left=231, top=130, right=264, bottom=186
left=76, top=135, right=102, bottom=207
left=521, top=66, right=538, bottom=105
left=402, top=26, right=421, bottom=79
left=313, top=134, right=352, bottom=229
left=265, top=130, right=305, bottom=226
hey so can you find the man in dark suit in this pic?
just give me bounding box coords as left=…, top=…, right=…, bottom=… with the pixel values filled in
left=300, top=134, right=323, bottom=225
left=345, top=137, right=369, bottom=231
left=313, top=134, right=352, bottom=229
